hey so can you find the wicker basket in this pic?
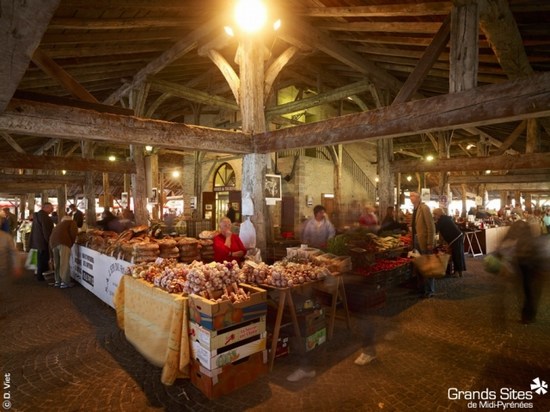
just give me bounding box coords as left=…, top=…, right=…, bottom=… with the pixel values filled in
left=412, top=253, right=450, bottom=278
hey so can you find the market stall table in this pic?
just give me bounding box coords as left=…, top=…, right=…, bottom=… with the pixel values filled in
left=114, top=275, right=190, bottom=385
left=264, top=273, right=351, bottom=371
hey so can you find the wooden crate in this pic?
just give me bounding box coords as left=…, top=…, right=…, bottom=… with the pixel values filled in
left=191, top=334, right=267, bottom=370
left=190, top=351, right=268, bottom=399
left=188, top=284, right=267, bottom=331
left=189, top=316, right=266, bottom=352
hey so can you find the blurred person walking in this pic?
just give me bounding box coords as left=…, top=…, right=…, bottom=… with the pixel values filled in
left=29, top=202, right=54, bottom=281
left=49, top=215, right=78, bottom=288
left=410, top=192, right=436, bottom=298
left=0, top=210, right=21, bottom=278
left=499, top=220, right=546, bottom=324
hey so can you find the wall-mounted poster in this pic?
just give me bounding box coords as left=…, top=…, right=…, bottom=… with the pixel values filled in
left=265, top=174, right=282, bottom=201
left=149, top=187, right=158, bottom=204
left=121, top=192, right=128, bottom=208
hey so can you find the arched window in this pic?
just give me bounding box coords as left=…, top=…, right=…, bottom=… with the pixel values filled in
left=213, top=162, right=236, bottom=191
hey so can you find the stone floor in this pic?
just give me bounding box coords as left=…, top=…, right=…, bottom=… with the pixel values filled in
left=1, top=256, right=549, bottom=412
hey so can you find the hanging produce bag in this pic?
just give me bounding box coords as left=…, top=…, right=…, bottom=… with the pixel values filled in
left=239, top=217, right=256, bottom=249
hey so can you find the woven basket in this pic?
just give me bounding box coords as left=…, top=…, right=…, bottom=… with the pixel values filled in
left=413, top=253, right=450, bottom=278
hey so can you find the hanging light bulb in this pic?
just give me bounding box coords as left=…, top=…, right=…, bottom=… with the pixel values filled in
left=235, top=0, right=267, bottom=33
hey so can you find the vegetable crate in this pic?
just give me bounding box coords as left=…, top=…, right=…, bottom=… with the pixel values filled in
left=188, top=284, right=267, bottom=331
left=189, top=316, right=266, bottom=352
left=190, top=333, right=267, bottom=370
left=190, top=350, right=268, bottom=399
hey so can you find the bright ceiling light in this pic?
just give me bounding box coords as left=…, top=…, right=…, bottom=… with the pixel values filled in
left=374, top=177, right=379, bottom=183
left=172, top=170, right=181, bottom=178
left=145, top=145, right=153, bottom=152
left=406, top=175, right=412, bottom=182
left=425, top=155, right=434, bottom=162
left=108, top=155, right=116, bottom=162
left=62, top=170, right=67, bottom=175
left=273, top=18, right=281, bottom=31
left=224, top=26, right=235, bottom=37
left=485, top=170, right=491, bottom=174
left=235, top=0, right=267, bottom=33
left=466, top=143, right=476, bottom=150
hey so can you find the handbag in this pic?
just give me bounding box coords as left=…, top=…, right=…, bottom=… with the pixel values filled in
left=413, top=253, right=450, bottom=278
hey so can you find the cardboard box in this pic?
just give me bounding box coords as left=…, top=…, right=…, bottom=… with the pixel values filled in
left=267, top=332, right=290, bottom=359
left=298, top=308, right=326, bottom=336
left=191, top=333, right=267, bottom=370
left=190, top=351, right=268, bottom=399
left=189, top=316, right=266, bottom=351
left=188, top=284, right=267, bottom=331
left=305, top=328, right=326, bottom=352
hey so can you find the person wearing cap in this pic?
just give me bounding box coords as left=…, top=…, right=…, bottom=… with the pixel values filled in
left=68, top=204, right=84, bottom=229
left=0, top=210, right=21, bottom=278
left=433, top=208, right=466, bottom=277
left=49, top=215, right=78, bottom=288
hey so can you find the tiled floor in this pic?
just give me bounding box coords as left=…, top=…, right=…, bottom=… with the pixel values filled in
left=1, top=256, right=549, bottom=411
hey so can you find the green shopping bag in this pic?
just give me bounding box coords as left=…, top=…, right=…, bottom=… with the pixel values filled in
left=25, top=249, right=37, bottom=270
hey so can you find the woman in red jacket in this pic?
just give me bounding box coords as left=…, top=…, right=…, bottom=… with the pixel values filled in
left=213, top=217, right=247, bottom=264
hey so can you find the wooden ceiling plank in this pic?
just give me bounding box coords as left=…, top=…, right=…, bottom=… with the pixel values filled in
left=253, top=72, right=550, bottom=153
left=0, top=174, right=85, bottom=185
left=0, top=0, right=61, bottom=112
left=0, top=98, right=251, bottom=154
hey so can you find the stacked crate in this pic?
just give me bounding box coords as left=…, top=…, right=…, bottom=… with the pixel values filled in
left=188, top=284, right=268, bottom=399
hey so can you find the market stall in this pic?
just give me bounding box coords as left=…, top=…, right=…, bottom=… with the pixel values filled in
left=114, top=275, right=190, bottom=385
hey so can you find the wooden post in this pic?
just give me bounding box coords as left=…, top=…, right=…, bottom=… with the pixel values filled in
left=450, top=0, right=479, bottom=93
left=149, top=153, right=159, bottom=220
left=82, top=141, right=97, bottom=226
left=461, top=184, right=468, bottom=218
left=131, top=145, right=148, bottom=226
left=239, top=37, right=268, bottom=253
left=333, top=145, right=343, bottom=228
left=102, top=172, right=110, bottom=210
left=19, top=195, right=26, bottom=220
left=57, top=187, right=66, bottom=219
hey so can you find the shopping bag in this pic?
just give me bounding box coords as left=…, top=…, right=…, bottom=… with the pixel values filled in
left=25, top=248, right=38, bottom=270
left=412, top=253, right=450, bottom=278
left=239, top=217, right=256, bottom=249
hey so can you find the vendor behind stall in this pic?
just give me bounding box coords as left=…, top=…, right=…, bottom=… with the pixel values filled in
left=213, top=217, right=246, bottom=263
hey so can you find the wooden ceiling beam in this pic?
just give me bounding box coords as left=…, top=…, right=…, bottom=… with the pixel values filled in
left=0, top=174, right=85, bottom=185
left=1, top=153, right=135, bottom=174
left=1, top=132, right=25, bottom=153
left=104, top=18, right=222, bottom=105
left=148, top=78, right=239, bottom=111
left=302, top=2, right=452, bottom=17
left=317, top=22, right=443, bottom=34
left=0, top=99, right=251, bottom=154
left=266, top=79, right=373, bottom=117
left=253, top=72, right=550, bottom=153
left=0, top=0, right=60, bottom=112
left=449, top=173, right=550, bottom=184
left=392, top=153, right=550, bottom=174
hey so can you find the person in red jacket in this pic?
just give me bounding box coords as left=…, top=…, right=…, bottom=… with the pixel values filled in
left=213, top=217, right=246, bottom=263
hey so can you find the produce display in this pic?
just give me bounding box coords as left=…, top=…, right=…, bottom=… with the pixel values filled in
left=353, top=257, right=411, bottom=277
left=239, top=259, right=330, bottom=288
left=126, top=259, right=251, bottom=303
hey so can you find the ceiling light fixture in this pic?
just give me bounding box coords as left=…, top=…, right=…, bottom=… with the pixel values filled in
left=425, top=155, right=434, bottom=162
left=235, top=0, right=267, bottom=33
left=406, top=175, right=412, bottom=182
left=108, top=155, right=116, bottom=162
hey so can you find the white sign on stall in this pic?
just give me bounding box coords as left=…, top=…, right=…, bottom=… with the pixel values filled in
left=70, top=245, right=131, bottom=309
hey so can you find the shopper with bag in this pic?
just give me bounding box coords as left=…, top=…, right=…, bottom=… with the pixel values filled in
left=433, top=208, right=466, bottom=277
left=410, top=192, right=436, bottom=298
left=29, top=202, right=54, bottom=281
left=0, top=210, right=21, bottom=278
left=49, top=215, right=78, bottom=288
